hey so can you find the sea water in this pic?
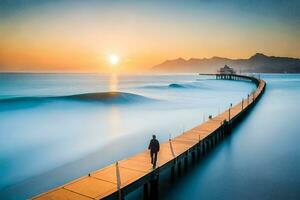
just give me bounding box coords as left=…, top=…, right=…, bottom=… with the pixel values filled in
left=0, top=73, right=258, bottom=199
left=159, top=74, right=300, bottom=200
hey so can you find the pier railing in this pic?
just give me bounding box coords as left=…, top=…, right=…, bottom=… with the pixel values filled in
left=32, top=74, right=266, bottom=200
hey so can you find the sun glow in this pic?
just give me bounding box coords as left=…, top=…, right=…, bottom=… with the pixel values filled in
left=108, top=54, right=119, bottom=65
left=107, top=54, right=119, bottom=91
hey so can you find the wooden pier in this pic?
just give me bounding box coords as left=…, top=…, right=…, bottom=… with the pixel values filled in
left=32, top=74, right=266, bottom=200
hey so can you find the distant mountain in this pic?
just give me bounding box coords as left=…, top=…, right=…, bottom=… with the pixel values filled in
left=152, top=53, right=300, bottom=73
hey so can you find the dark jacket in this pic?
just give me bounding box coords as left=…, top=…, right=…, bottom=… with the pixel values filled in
left=148, top=139, right=160, bottom=152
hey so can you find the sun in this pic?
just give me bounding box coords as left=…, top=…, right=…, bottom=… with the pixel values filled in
left=108, top=54, right=119, bottom=65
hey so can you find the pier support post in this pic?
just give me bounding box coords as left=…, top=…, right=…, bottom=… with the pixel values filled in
left=192, top=151, right=196, bottom=163
left=171, top=165, right=175, bottom=181
left=200, top=141, right=204, bottom=157
left=220, top=131, right=223, bottom=141
left=197, top=145, right=201, bottom=160
left=223, top=120, right=230, bottom=136
left=150, top=176, right=159, bottom=200
left=214, top=135, right=217, bottom=145
left=207, top=140, right=210, bottom=152
left=177, top=161, right=181, bottom=176
left=184, top=156, right=188, bottom=172
left=204, top=141, right=208, bottom=153
left=202, top=141, right=205, bottom=156
left=143, top=183, right=149, bottom=200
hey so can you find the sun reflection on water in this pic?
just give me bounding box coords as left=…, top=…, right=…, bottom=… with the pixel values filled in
left=109, top=72, right=118, bottom=91
left=108, top=106, right=121, bottom=137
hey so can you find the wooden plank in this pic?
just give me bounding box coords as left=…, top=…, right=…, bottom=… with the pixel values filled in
left=119, top=158, right=153, bottom=173
left=32, top=188, right=92, bottom=200
left=64, top=177, right=116, bottom=199
left=92, top=165, right=145, bottom=187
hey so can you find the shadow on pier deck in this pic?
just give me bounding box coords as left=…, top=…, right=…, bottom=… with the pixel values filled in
left=32, top=74, right=266, bottom=200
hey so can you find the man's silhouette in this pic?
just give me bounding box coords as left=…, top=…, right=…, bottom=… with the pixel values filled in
left=148, top=134, right=160, bottom=169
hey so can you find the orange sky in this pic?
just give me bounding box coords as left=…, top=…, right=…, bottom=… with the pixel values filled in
left=0, top=1, right=299, bottom=72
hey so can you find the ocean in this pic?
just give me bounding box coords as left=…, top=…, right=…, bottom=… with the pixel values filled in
left=159, top=74, right=300, bottom=200
left=1, top=73, right=298, bottom=199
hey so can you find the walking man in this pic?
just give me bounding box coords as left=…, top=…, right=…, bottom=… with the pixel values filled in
left=148, top=134, right=160, bottom=169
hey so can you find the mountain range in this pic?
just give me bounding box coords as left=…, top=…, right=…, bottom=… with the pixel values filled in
left=152, top=53, right=300, bottom=73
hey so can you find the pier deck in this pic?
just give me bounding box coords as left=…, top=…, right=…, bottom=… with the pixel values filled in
left=32, top=74, right=266, bottom=200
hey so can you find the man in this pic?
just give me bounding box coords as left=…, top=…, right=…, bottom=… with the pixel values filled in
left=148, top=134, right=160, bottom=169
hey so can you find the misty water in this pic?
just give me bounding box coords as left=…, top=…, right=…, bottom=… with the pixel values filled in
left=158, top=74, right=300, bottom=200
left=0, top=73, right=299, bottom=199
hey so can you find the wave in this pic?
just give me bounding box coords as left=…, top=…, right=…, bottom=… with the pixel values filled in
left=0, top=92, right=155, bottom=106
left=168, top=83, right=186, bottom=88
left=140, top=82, right=203, bottom=90
left=66, top=92, right=154, bottom=103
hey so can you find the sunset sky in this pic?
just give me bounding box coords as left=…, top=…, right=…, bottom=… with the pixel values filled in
left=0, top=0, right=299, bottom=72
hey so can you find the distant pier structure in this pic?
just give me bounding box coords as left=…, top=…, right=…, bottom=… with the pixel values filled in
left=218, top=64, right=236, bottom=75
left=32, top=74, right=266, bottom=200
left=217, top=64, right=239, bottom=80
left=216, top=73, right=252, bottom=81
left=201, top=65, right=258, bottom=81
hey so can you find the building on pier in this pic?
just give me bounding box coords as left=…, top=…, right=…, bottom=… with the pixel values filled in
left=218, top=65, right=236, bottom=74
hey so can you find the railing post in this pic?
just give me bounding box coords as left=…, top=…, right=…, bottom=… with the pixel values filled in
left=115, top=162, right=123, bottom=200
left=247, top=94, right=250, bottom=105
left=169, top=139, right=176, bottom=158
left=242, top=98, right=244, bottom=110
left=228, top=103, right=232, bottom=121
